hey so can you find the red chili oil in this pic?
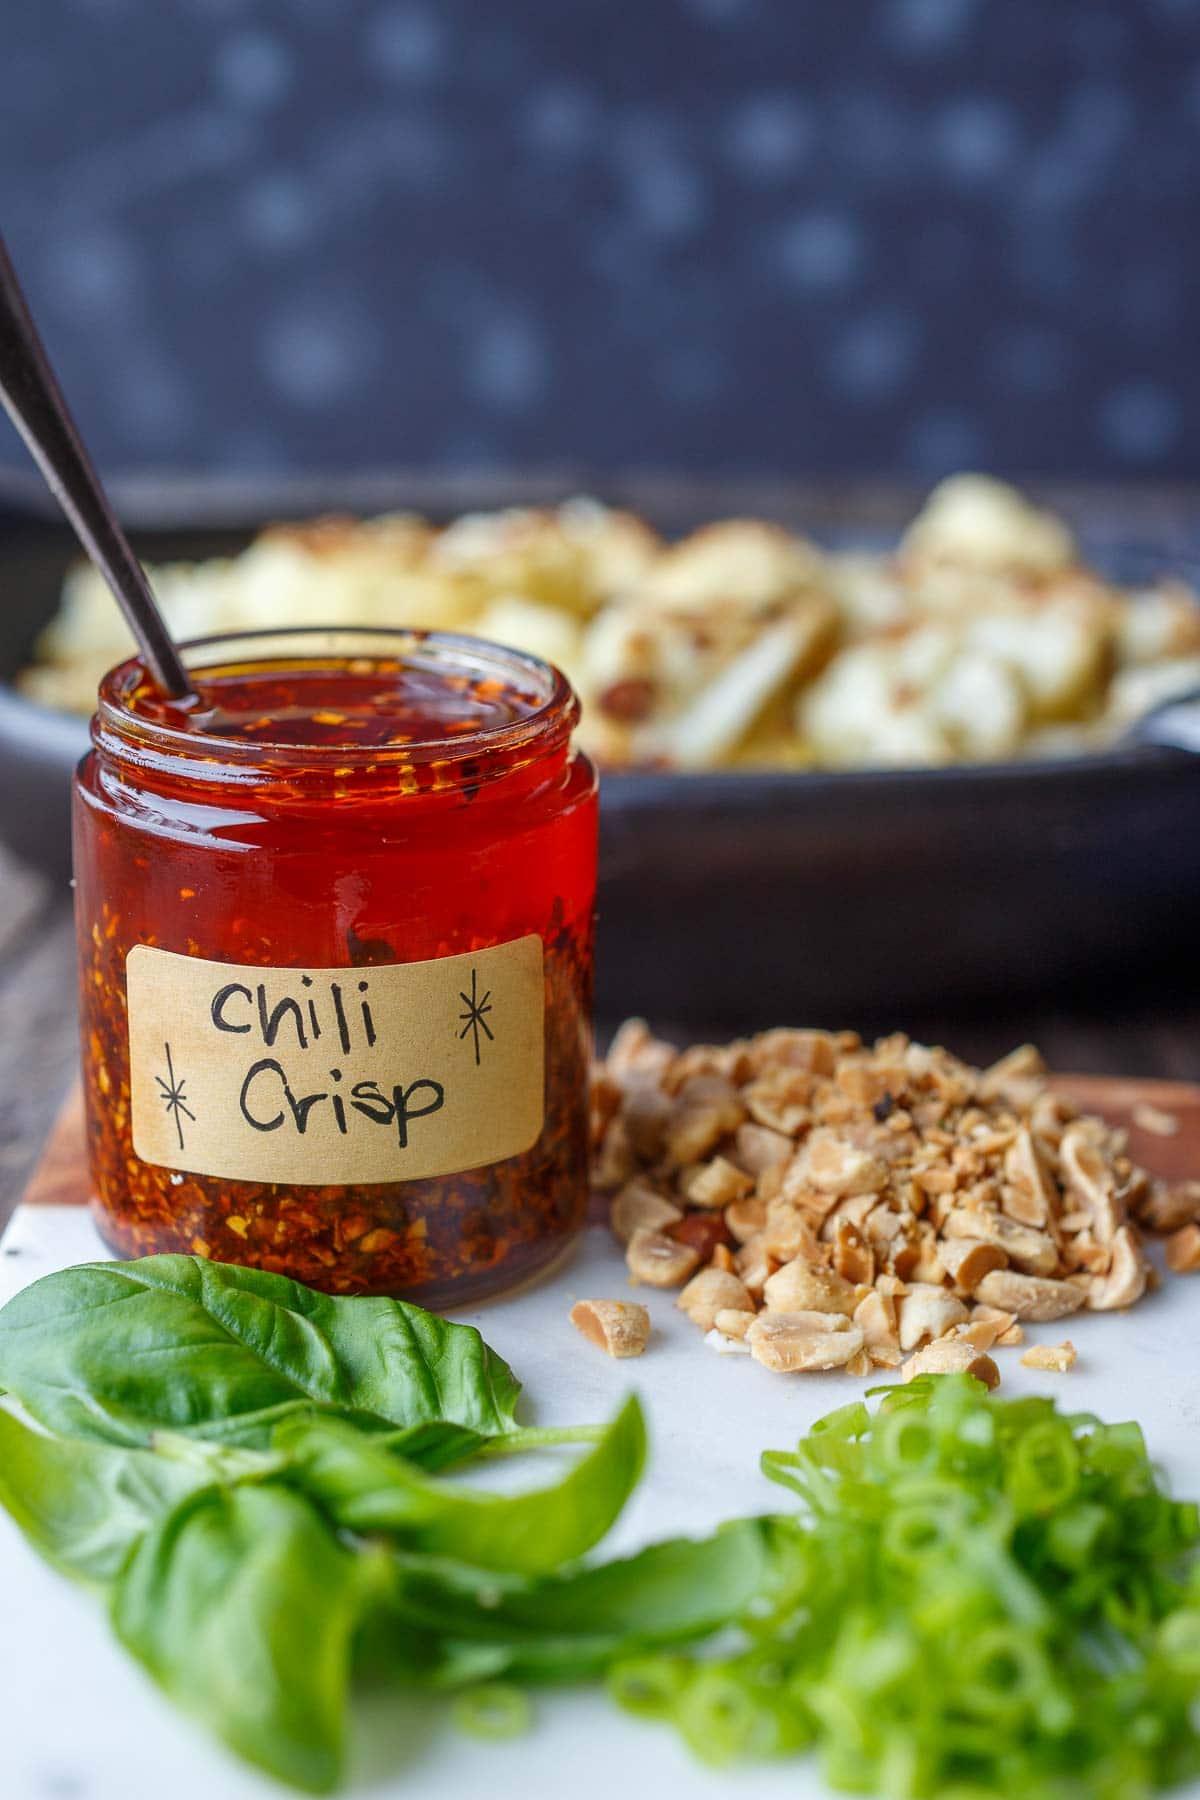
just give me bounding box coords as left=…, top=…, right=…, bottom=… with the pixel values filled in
left=73, top=628, right=598, bottom=1303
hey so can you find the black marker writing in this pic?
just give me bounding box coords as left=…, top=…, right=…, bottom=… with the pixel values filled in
left=358, top=981, right=377, bottom=1047
left=239, top=1058, right=445, bottom=1147
left=211, top=982, right=253, bottom=1034
left=212, top=976, right=379, bottom=1055
left=330, top=982, right=351, bottom=1055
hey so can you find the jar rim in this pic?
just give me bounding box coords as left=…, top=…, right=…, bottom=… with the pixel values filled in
left=93, top=626, right=580, bottom=782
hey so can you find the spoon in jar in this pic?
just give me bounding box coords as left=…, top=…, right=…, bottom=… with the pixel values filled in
left=0, top=230, right=194, bottom=701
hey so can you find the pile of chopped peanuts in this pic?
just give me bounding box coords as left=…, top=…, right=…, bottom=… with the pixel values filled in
left=581, top=1022, right=1200, bottom=1385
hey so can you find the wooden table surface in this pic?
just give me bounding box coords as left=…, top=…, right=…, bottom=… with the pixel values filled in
left=0, top=846, right=78, bottom=1226
left=3, top=835, right=1199, bottom=1234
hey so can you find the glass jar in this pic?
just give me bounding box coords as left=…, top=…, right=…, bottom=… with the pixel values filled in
left=73, top=627, right=598, bottom=1304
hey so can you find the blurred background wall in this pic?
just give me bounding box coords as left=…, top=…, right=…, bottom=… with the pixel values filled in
left=2, top=0, right=1199, bottom=481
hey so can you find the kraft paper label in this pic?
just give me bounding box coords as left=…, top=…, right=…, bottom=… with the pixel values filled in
left=126, top=938, right=545, bottom=1186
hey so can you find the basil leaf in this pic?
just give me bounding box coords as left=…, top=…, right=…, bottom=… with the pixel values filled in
left=0, top=1408, right=214, bottom=1584
left=383, top=1518, right=779, bottom=1684
left=276, top=1395, right=646, bottom=1575
left=374, top=1420, right=492, bottom=1472
left=0, top=1256, right=521, bottom=1448
left=111, top=1482, right=367, bottom=1796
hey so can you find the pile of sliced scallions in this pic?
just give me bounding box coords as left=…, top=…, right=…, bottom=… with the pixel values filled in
left=614, top=1374, right=1200, bottom=1799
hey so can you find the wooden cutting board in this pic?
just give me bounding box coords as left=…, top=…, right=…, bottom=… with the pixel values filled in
left=22, top=1075, right=1200, bottom=1208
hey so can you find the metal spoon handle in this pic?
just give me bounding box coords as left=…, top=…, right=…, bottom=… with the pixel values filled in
left=0, top=232, right=193, bottom=699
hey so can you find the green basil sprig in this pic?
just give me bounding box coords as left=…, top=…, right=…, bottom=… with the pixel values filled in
left=112, top=1482, right=372, bottom=1795
left=378, top=1518, right=779, bottom=1686
left=0, top=1255, right=522, bottom=1447
left=0, top=1254, right=777, bottom=1794
left=0, top=1406, right=221, bottom=1583
left=274, top=1395, right=645, bottom=1574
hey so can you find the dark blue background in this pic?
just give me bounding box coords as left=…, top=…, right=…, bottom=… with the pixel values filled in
left=3, top=0, right=1199, bottom=481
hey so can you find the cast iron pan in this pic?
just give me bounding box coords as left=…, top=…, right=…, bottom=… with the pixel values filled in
left=0, top=469, right=1197, bottom=1026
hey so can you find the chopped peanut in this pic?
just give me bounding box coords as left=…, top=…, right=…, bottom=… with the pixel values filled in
left=570, top=1299, right=650, bottom=1358
left=1166, top=1223, right=1200, bottom=1273
left=800, top=1128, right=888, bottom=1199
left=832, top=1217, right=875, bottom=1285
left=760, top=1199, right=824, bottom=1263
left=970, top=1302, right=1018, bottom=1333
left=1131, top=1103, right=1179, bottom=1137
left=749, top=1307, right=852, bottom=1333
left=743, top=1069, right=813, bottom=1135
left=942, top=1204, right=1059, bottom=1275
left=746, top=1314, right=865, bottom=1373
left=593, top=1118, right=635, bottom=1192
left=1001, top=1126, right=1056, bottom=1227
left=763, top=1260, right=858, bottom=1317
left=938, top=1236, right=1008, bottom=1295
left=595, top=1021, right=1170, bottom=1382
left=606, top=1018, right=674, bottom=1085
left=590, top=1068, right=623, bottom=1147
left=903, top=1338, right=1001, bottom=1388
left=1020, top=1340, right=1077, bottom=1373
left=734, top=1238, right=778, bottom=1297
left=664, top=1075, right=745, bottom=1166
left=682, top=1155, right=753, bottom=1210
left=896, top=1222, right=947, bottom=1286
left=951, top=1317, right=1003, bottom=1352
left=974, top=1269, right=1085, bottom=1322
left=1137, top=1180, right=1200, bottom=1234
left=1086, top=1226, right=1150, bottom=1310
left=713, top=1306, right=757, bottom=1339
left=897, top=1283, right=969, bottom=1351
left=724, top=1195, right=767, bottom=1243
left=622, top=1085, right=671, bottom=1161
left=610, top=1178, right=682, bottom=1244
left=626, top=1227, right=701, bottom=1289
left=853, top=1288, right=899, bottom=1356
left=733, top=1121, right=793, bottom=1176
left=669, top=1213, right=732, bottom=1263
left=1060, top=1125, right=1121, bottom=1244
left=977, top=1043, right=1044, bottom=1103
left=677, top=1267, right=754, bottom=1330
